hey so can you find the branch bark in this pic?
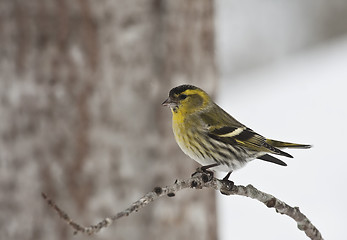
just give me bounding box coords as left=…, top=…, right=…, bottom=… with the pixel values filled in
left=42, top=172, right=323, bottom=240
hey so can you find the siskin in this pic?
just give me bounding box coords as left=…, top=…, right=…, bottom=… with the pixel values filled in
left=162, top=84, right=311, bottom=180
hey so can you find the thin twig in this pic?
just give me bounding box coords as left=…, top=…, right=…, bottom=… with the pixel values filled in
left=42, top=172, right=323, bottom=240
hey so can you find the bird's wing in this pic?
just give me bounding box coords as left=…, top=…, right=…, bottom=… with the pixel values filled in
left=198, top=105, right=292, bottom=158
left=207, top=126, right=293, bottom=158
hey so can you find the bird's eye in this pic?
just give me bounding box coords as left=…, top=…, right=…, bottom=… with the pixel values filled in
left=179, top=94, right=187, bottom=100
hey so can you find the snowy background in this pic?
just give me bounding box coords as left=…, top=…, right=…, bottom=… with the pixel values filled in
left=215, top=1, right=347, bottom=239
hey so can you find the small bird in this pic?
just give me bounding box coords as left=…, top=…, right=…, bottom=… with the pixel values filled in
left=162, top=84, right=311, bottom=180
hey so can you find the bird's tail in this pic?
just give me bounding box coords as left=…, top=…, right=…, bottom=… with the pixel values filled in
left=266, top=139, right=312, bottom=149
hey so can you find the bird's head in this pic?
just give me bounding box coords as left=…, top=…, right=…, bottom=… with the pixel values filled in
left=162, top=84, right=211, bottom=114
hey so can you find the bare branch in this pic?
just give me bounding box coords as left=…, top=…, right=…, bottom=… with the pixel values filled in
left=42, top=172, right=323, bottom=240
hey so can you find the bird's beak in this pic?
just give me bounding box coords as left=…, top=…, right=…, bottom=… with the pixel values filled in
left=162, top=97, right=178, bottom=108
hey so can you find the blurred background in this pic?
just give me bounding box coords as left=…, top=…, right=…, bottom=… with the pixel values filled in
left=215, top=1, right=347, bottom=240
left=1, top=1, right=346, bottom=240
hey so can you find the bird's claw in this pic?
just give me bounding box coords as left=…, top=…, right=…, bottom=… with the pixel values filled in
left=191, top=165, right=217, bottom=182
left=220, top=179, right=234, bottom=195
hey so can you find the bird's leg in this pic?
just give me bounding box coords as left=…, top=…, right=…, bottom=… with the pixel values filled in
left=192, top=163, right=219, bottom=181
left=222, top=171, right=232, bottom=181
left=201, top=163, right=219, bottom=172
left=220, top=171, right=234, bottom=194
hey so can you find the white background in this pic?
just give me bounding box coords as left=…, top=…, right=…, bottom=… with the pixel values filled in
left=215, top=1, right=347, bottom=239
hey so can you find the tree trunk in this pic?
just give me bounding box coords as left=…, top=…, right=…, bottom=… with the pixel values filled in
left=0, top=1, right=217, bottom=240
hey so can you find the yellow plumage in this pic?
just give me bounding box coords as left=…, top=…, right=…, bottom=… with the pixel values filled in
left=162, top=84, right=311, bottom=176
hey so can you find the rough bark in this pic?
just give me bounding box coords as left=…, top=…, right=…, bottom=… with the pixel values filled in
left=0, top=1, right=217, bottom=240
